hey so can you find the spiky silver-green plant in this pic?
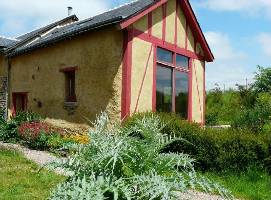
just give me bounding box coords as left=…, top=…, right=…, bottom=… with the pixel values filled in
left=49, top=113, right=233, bottom=200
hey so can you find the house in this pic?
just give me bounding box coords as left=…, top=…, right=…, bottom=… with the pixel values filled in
left=0, top=0, right=213, bottom=125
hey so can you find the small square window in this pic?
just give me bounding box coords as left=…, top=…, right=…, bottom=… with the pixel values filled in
left=157, top=48, right=173, bottom=64
left=176, top=54, right=189, bottom=69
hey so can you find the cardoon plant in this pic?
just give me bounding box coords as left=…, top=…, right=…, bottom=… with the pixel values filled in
left=49, top=113, right=232, bottom=200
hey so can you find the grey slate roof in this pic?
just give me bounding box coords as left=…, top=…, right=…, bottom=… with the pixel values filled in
left=8, top=0, right=157, bottom=57
left=0, top=37, right=17, bottom=48
left=16, top=15, right=79, bottom=41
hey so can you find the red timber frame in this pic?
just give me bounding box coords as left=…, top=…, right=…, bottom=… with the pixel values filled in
left=121, top=0, right=212, bottom=124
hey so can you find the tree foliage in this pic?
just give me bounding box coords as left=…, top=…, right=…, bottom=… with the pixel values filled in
left=253, top=66, right=271, bottom=93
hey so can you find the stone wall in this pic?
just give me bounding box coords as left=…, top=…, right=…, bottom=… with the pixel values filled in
left=0, top=76, right=7, bottom=119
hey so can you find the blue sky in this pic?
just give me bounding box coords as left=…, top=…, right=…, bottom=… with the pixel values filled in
left=0, top=0, right=270, bottom=90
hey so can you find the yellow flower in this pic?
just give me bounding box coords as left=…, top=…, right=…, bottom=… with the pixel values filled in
left=65, top=133, right=90, bottom=144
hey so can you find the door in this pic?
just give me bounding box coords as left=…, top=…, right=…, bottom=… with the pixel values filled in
left=12, top=93, right=28, bottom=114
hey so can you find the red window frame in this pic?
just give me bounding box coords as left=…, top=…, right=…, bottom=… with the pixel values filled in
left=154, top=46, right=190, bottom=118
left=60, top=66, right=78, bottom=103
left=12, top=92, right=28, bottom=115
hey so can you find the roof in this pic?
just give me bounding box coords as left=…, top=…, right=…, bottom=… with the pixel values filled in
left=8, top=0, right=158, bottom=57
left=0, top=36, right=17, bottom=48
left=7, top=0, right=213, bottom=61
left=16, top=15, right=79, bottom=41
left=6, top=15, right=79, bottom=53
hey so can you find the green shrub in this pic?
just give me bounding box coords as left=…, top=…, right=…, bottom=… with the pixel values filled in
left=47, top=133, right=70, bottom=150
left=0, top=120, right=20, bottom=143
left=11, top=111, right=41, bottom=126
left=0, top=111, right=42, bottom=143
left=205, top=111, right=219, bottom=126
left=125, top=112, right=271, bottom=172
left=231, top=93, right=271, bottom=133
left=206, top=88, right=243, bottom=125
left=26, top=132, right=69, bottom=151
left=50, top=113, right=232, bottom=199
left=27, top=131, right=50, bottom=150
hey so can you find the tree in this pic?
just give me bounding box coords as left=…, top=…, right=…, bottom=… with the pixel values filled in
left=253, top=66, right=271, bottom=93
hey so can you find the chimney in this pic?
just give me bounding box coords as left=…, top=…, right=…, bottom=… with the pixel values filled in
left=68, top=6, right=73, bottom=16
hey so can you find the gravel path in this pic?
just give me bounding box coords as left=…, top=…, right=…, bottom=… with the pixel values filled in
left=0, top=141, right=232, bottom=200
left=178, top=190, right=227, bottom=200
left=0, top=141, right=67, bottom=175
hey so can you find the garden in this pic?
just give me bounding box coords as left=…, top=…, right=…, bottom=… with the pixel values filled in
left=0, top=66, right=270, bottom=200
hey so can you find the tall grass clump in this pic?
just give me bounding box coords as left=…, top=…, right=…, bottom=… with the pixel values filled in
left=49, top=113, right=232, bottom=200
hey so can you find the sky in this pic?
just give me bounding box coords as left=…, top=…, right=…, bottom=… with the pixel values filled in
left=0, top=0, right=270, bottom=90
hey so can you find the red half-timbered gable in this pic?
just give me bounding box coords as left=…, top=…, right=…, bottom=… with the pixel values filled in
left=121, top=0, right=213, bottom=125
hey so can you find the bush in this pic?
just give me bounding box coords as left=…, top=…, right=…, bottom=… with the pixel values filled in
left=18, top=121, right=50, bottom=139
left=206, top=88, right=242, bottom=125
left=18, top=121, right=51, bottom=149
left=49, top=113, right=231, bottom=199
left=11, top=111, right=41, bottom=126
left=18, top=121, right=74, bottom=150
left=0, top=111, right=42, bottom=143
left=231, top=93, right=271, bottom=133
left=125, top=112, right=271, bottom=172
left=205, top=111, right=219, bottom=126
left=0, top=120, right=20, bottom=143
left=64, top=134, right=90, bottom=144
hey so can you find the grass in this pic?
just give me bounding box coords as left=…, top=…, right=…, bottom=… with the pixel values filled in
left=0, top=148, right=65, bottom=200
left=0, top=148, right=270, bottom=200
left=204, top=167, right=271, bottom=200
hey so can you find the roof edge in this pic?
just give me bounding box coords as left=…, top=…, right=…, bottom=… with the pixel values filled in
left=6, top=15, right=79, bottom=53
left=7, top=16, right=123, bottom=57
left=120, top=0, right=166, bottom=29
left=181, top=0, right=214, bottom=62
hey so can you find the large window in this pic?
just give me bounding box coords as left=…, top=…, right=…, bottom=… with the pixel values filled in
left=156, top=65, right=172, bottom=113
left=156, top=48, right=189, bottom=119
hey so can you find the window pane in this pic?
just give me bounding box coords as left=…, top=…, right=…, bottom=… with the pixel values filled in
left=176, top=54, right=189, bottom=69
left=157, top=48, right=173, bottom=63
left=175, top=71, right=188, bottom=119
left=156, top=65, right=172, bottom=112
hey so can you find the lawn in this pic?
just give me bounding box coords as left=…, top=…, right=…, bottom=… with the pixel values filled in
left=0, top=148, right=65, bottom=200
left=204, top=168, right=271, bottom=200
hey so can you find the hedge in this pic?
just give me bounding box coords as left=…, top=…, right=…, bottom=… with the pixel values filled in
left=124, top=112, right=271, bottom=172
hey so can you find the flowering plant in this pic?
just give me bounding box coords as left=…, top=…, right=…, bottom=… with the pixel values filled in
left=18, top=121, right=51, bottom=139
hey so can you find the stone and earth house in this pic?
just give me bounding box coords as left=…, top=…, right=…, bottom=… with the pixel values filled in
left=0, top=0, right=213, bottom=127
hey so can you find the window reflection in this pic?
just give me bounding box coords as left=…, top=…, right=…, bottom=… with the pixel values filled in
left=175, top=71, right=188, bottom=118
left=176, top=54, right=189, bottom=69
left=157, top=48, right=173, bottom=63
left=156, top=65, right=172, bottom=112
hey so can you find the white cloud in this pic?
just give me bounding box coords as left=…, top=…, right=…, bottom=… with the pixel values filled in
left=205, top=32, right=254, bottom=90
left=195, top=0, right=271, bottom=19
left=0, top=0, right=114, bottom=37
left=205, top=32, right=246, bottom=60
left=257, top=33, right=271, bottom=57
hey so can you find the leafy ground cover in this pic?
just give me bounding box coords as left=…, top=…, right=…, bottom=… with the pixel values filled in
left=49, top=113, right=232, bottom=199
left=0, top=148, right=64, bottom=200
left=204, top=168, right=271, bottom=200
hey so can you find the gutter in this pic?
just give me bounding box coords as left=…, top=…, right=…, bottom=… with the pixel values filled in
left=8, top=16, right=124, bottom=58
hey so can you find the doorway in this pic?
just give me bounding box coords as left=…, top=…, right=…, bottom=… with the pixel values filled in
left=12, top=92, right=28, bottom=114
